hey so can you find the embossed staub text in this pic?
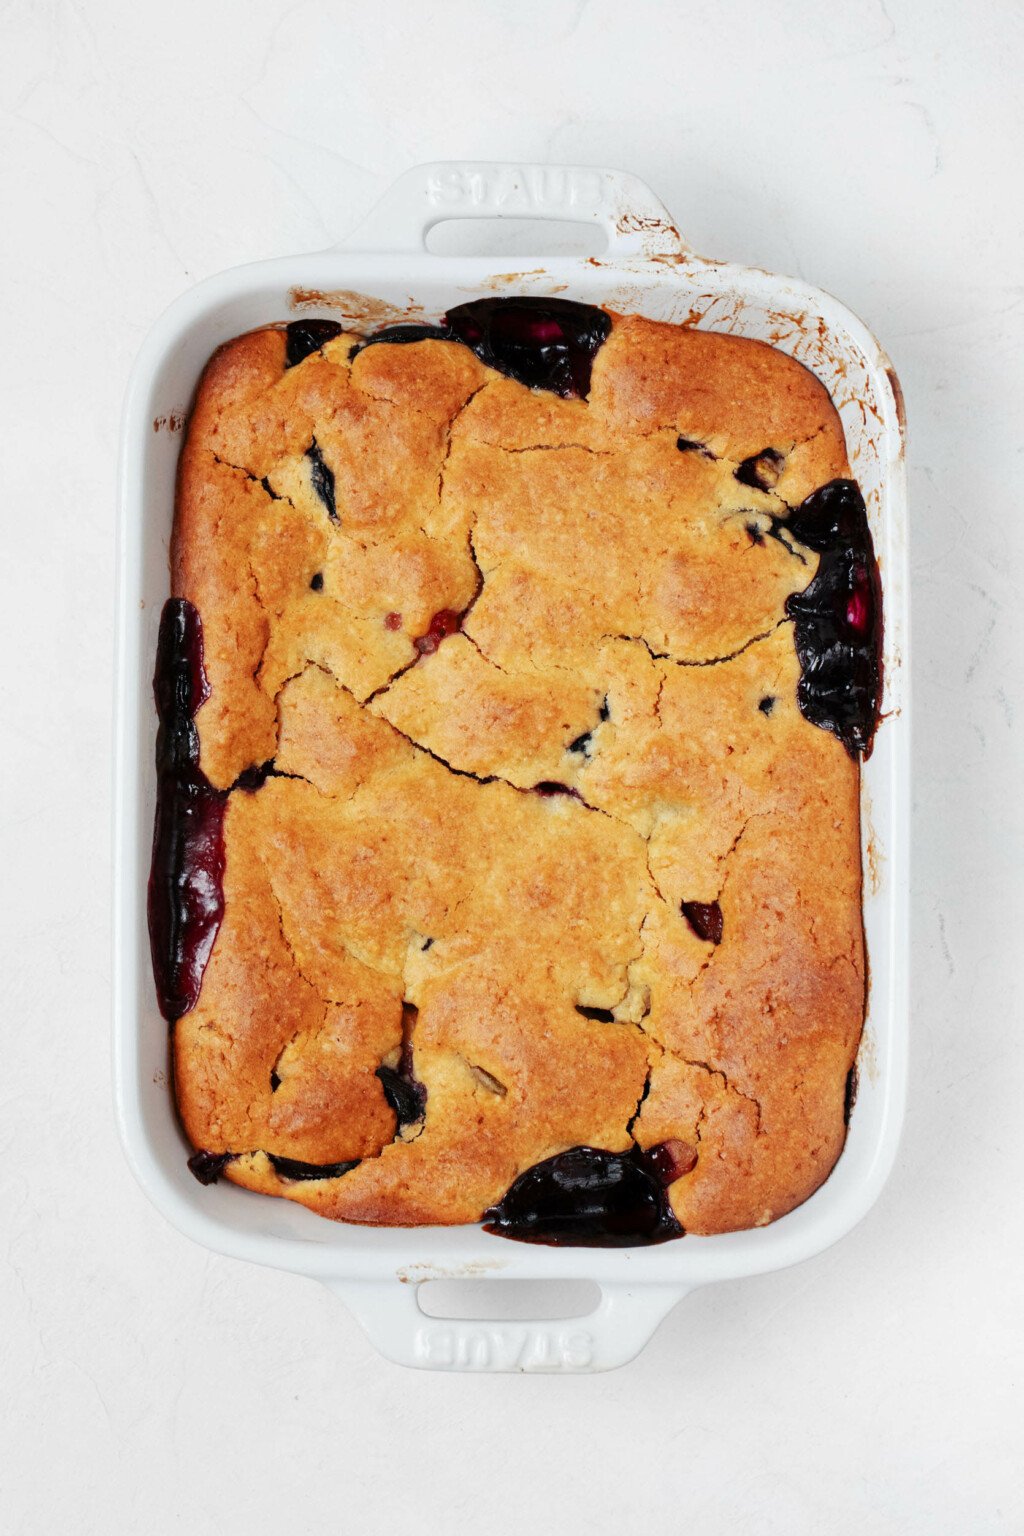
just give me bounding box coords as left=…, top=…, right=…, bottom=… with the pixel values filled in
left=425, top=164, right=604, bottom=216
left=414, top=1325, right=595, bottom=1372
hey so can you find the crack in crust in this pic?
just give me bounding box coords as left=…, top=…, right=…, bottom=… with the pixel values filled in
left=610, top=621, right=790, bottom=670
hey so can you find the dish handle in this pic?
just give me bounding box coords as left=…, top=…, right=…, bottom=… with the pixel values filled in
left=336, top=160, right=686, bottom=258
left=326, top=1277, right=689, bottom=1373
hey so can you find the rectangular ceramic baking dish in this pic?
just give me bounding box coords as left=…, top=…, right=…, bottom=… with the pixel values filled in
left=114, top=162, right=909, bottom=1372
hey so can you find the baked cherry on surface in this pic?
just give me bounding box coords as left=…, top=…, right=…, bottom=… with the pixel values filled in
left=681, top=900, right=724, bottom=945
left=415, top=608, right=462, bottom=655
left=285, top=318, right=343, bottom=367
left=356, top=296, right=612, bottom=398
left=483, top=1145, right=685, bottom=1247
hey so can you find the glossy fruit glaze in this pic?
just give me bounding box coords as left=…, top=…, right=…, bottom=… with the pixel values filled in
left=356, top=297, right=611, bottom=399
left=148, top=600, right=226, bottom=1022
left=680, top=900, right=724, bottom=945
left=483, top=1144, right=686, bottom=1247
left=781, top=479, right=883, bottom=757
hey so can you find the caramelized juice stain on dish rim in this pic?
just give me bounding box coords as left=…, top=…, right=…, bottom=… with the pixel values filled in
left=885, top=366, right=908, bottom=451
left=152, top=410, right=185, bottom=433
left=459, top=271, right=570, bottom=294
left=289, top=288, right=427, bottom=327
left=862, top=782, right=883, bottom=898
left=396, top=1262, right=505, bottom=1284
left=857, top=1025, right=879, bottom=1086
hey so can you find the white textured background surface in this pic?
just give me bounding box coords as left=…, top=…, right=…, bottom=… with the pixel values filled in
left=2, top=1, right=1022, bottom=1531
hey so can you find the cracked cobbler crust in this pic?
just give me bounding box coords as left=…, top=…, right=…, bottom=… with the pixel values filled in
left=169, top=308, right=865, bottom=1236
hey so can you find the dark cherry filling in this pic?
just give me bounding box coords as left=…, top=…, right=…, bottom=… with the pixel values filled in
left=232, top=759, right=275, bottom=793
left=676, top=435, right=710, bottom=455
left=268, top=1154, right=359, bottom=1182
left=681, top=899, right=724, bottom=945
left=575, top=1005, right=616, bottom=1022
left=356, top=322, right=448, bottom=348
left=376, top=1002, right=427, bottom=1129
left=483, top=1145, right=685, bottom=1247
left=642, top=1138, right=699, bottom=1183
left=285, top=318, right=344, bottom=368
left=187, top=1148, right=358, bottom=1184
left=415, top=608, right=461, bottom=655
left=745, top=520, right=766, bottom=547
left=843, top=1064, right=859, bottom=1125
left=376, top=1065, right=426, bottom=1127
left=148, top=599, right=227, bottom=1023
left=598, top=696, right=611, bottom=722
left=735, top=447, right=784, bottom=492
left=187, top=1147, right=358, bottom=1183
left=845, top=567, right=871, bottom=635
left=568, top=730, right=593, bottom=756
left=306, top=438, right=337, bottom=520
left=356, top=297, right=611, bottom=399
left=779, top=479, right=883, bottom=757
left=758, top=695, right=776, bottom=716
left=384, top=611, right=403, bottom=631
left=309, top=572, right=324, bottom=592
left=187, top=1150, right=234, bottom=1185
left=533, top=781, right=580, bottom=799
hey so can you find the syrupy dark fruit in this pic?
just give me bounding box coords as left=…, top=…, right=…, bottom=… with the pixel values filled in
left=642, top=1137, right=699, bottom=1184
left=843, top=1063, right=859, bottom=1126
left=778, top=479, right=883, bottom=758
left=268, top=1154, right=360, bottom=1182
left=483, top=1144, right=686, bottom=1247
left=533, top=781, right=582, bottom=800
left=148, top=599, right=227, bottom=1023
left=232, top=758, right=275, bottom=793
left=375, top=1002, right=428, bottom=1129
left=190, top=1148, right=362, bottom=1179
left=187, top=1148, right=359, bottom=1183
left=735, top=446, right=784, bottom=492
left=355, top=297, right=612, bottom=399
left=676, top=436, right=715, bottom=458
left=681, top=899, right=723, bottom=945
left=415, top=608, right=461, bottom=655
left=306, top=438, right=337, bottom=520
left=285, top=318, right=344, bottom=368
left=187, top=1150, right=234, bottom=1185
left=376, top=1065, right=426, bottom=1127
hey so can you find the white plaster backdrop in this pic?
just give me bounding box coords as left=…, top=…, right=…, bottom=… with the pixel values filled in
left=2, top=1, right=1021, bottom=1532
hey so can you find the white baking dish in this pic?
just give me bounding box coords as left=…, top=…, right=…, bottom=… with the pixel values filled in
left=114, top=162, right=909, bottom=1373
